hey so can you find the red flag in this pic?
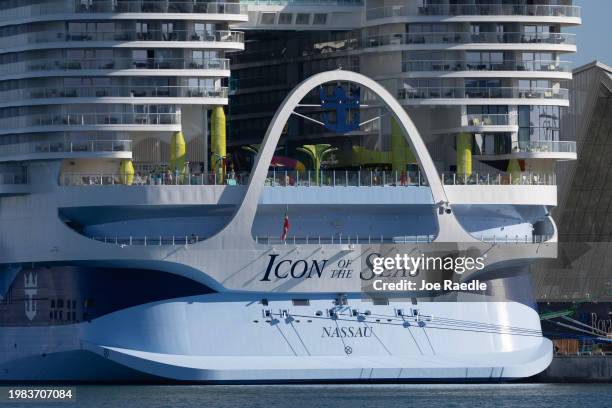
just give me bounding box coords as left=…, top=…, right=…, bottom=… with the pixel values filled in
left=281, top=213, right=290, bottom=241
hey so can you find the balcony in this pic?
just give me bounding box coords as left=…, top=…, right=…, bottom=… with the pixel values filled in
left=402, top=59, right=571, bottom=74
left=73, top=0, right=246, bottom=14
left=393, top=85, right=568, bottom=102
left=362, top=32, right=576, bottom=48
left=0, top=29, right=244, bottom=49
left=465, top=113, right=518, bottom=127
left=0, top=112, right=181, bottom=135
left=475, top=140, right=577, bottom=161
left=0, top=1, right=247, bottom=21
left=0, top=85, right=228, bottom=105
left=0, top=140, right=132, bottom=162
left=0, top=57, right=230, bottom=77
left=0, top=167, right=28, bottom=184
left=365, top=4, right=581, bottom=21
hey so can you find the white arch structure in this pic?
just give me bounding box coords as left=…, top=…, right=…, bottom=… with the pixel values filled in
left=209, top=70, right=476, bottom=246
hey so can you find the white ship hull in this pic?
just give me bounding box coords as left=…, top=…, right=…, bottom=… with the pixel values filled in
left=0, top=294, right=552, bottom=382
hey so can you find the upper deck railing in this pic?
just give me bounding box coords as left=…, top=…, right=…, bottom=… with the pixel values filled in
left=365, top=4, right=581, bottom=21
left=60, top=170, right=557, bottom=187
left=241, top=0, right=362, bottom=5
left=0, top=1, right=247, bottom=21
left=513, top=140, right=576, bottom=154
left=0, top=29, right=244, bottom=49
left=362, top=31, right=576, bottom=47
left=0, top=112, right=181, bottom=130
left=394, top=86, right=569, bottom=101
left=0, top=140, right=131, bottom=158
left=0, top=85, right=228, bottom=102
left=401, top=59, right=571, bottom=73
left=0, top=57, right=230, bottom=77
left=89, top=233, right=552, bottom=246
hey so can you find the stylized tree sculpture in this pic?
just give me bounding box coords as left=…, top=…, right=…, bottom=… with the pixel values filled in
left=241, top=144, right=282, bottom=157
left=297, top=143, right=338, bottom=184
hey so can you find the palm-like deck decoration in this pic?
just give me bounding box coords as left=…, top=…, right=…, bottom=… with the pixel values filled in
left=297, top=144, right=338, bottom=184
left=241, top=144, right=282, bottom=158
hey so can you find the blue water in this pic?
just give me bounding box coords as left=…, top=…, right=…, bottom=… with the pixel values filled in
left=5, top=384, right=611, bottom=408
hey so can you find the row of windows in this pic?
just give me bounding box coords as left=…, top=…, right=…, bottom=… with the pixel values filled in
left=49, top=310, right=80, bottom=322
left=50, top=299, right=78, bottom=309
left=260, top=12, right=328, bottom=26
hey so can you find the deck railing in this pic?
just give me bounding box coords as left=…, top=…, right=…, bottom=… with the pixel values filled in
left=1, top=29, right=243, bottom=49
left=60, top=170, right=557, bottom=187
left=401, top=59, right=571, bottom=73
left=465, top=113, right=518, bottom=127
left=90, top=233, right=552, bottom=246
left=0, top=1, right=246, bottom=21
left=0, top=112, right=181, bottom=130
left=0, top=140, right=131, bottom=157
left=513, top=140, right=577, bottom=153
left=0, top=57, right=230, bottom=77
left=362, top=32, right=576, bottom=47
left=366, top=4, right=580, bottom=20
left=393, top=86, right=569, bottom=100
left=0, top=85, right=228, bottom=101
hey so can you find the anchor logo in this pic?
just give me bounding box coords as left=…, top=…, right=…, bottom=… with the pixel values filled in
left=320, top=85, right=361, bottom=133
left=24, top=272, right=38, bottom=321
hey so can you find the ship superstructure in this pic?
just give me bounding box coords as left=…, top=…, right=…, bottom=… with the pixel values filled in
left=0, top=0, right=579, bottom=382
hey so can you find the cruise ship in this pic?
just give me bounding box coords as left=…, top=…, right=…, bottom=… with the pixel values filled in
left=0, top=0, right=579, bottom=382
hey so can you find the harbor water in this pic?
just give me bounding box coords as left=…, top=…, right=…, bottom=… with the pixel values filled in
left=3, top=383, right=611, bottom=408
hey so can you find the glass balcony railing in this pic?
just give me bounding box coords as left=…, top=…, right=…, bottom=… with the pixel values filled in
left=59, top=170, right=557, bottom=187
left=0, top=58, right=230, bottom=76
left=240, top=0, right=362, bottom=5
left=362, top=32, right=576, bottom=47
left=366, top=4, right=581, bottom=21
left=393, top=86, right=568, bottom=100
left=0, top=1, right=246, bottom=21
left=0, top=29, right=244, bottom=49
left=0, top=112, right=181, bottom=130
left=298, top=31, right=575, bottom=58
left=0, top=168, right=28, bottom=185
left=441, top=172, right=556, bottom=186
left=464, top=113, right=518, bottom=127
left=476, top=141, right=576, bottom=156
left=0, top=140, right=132, bottom=158
left=402, top=59, right=571, bottom=73
left=512, top=140, right=576, bottom=154
left=0, top=85, right=228, bottom=102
